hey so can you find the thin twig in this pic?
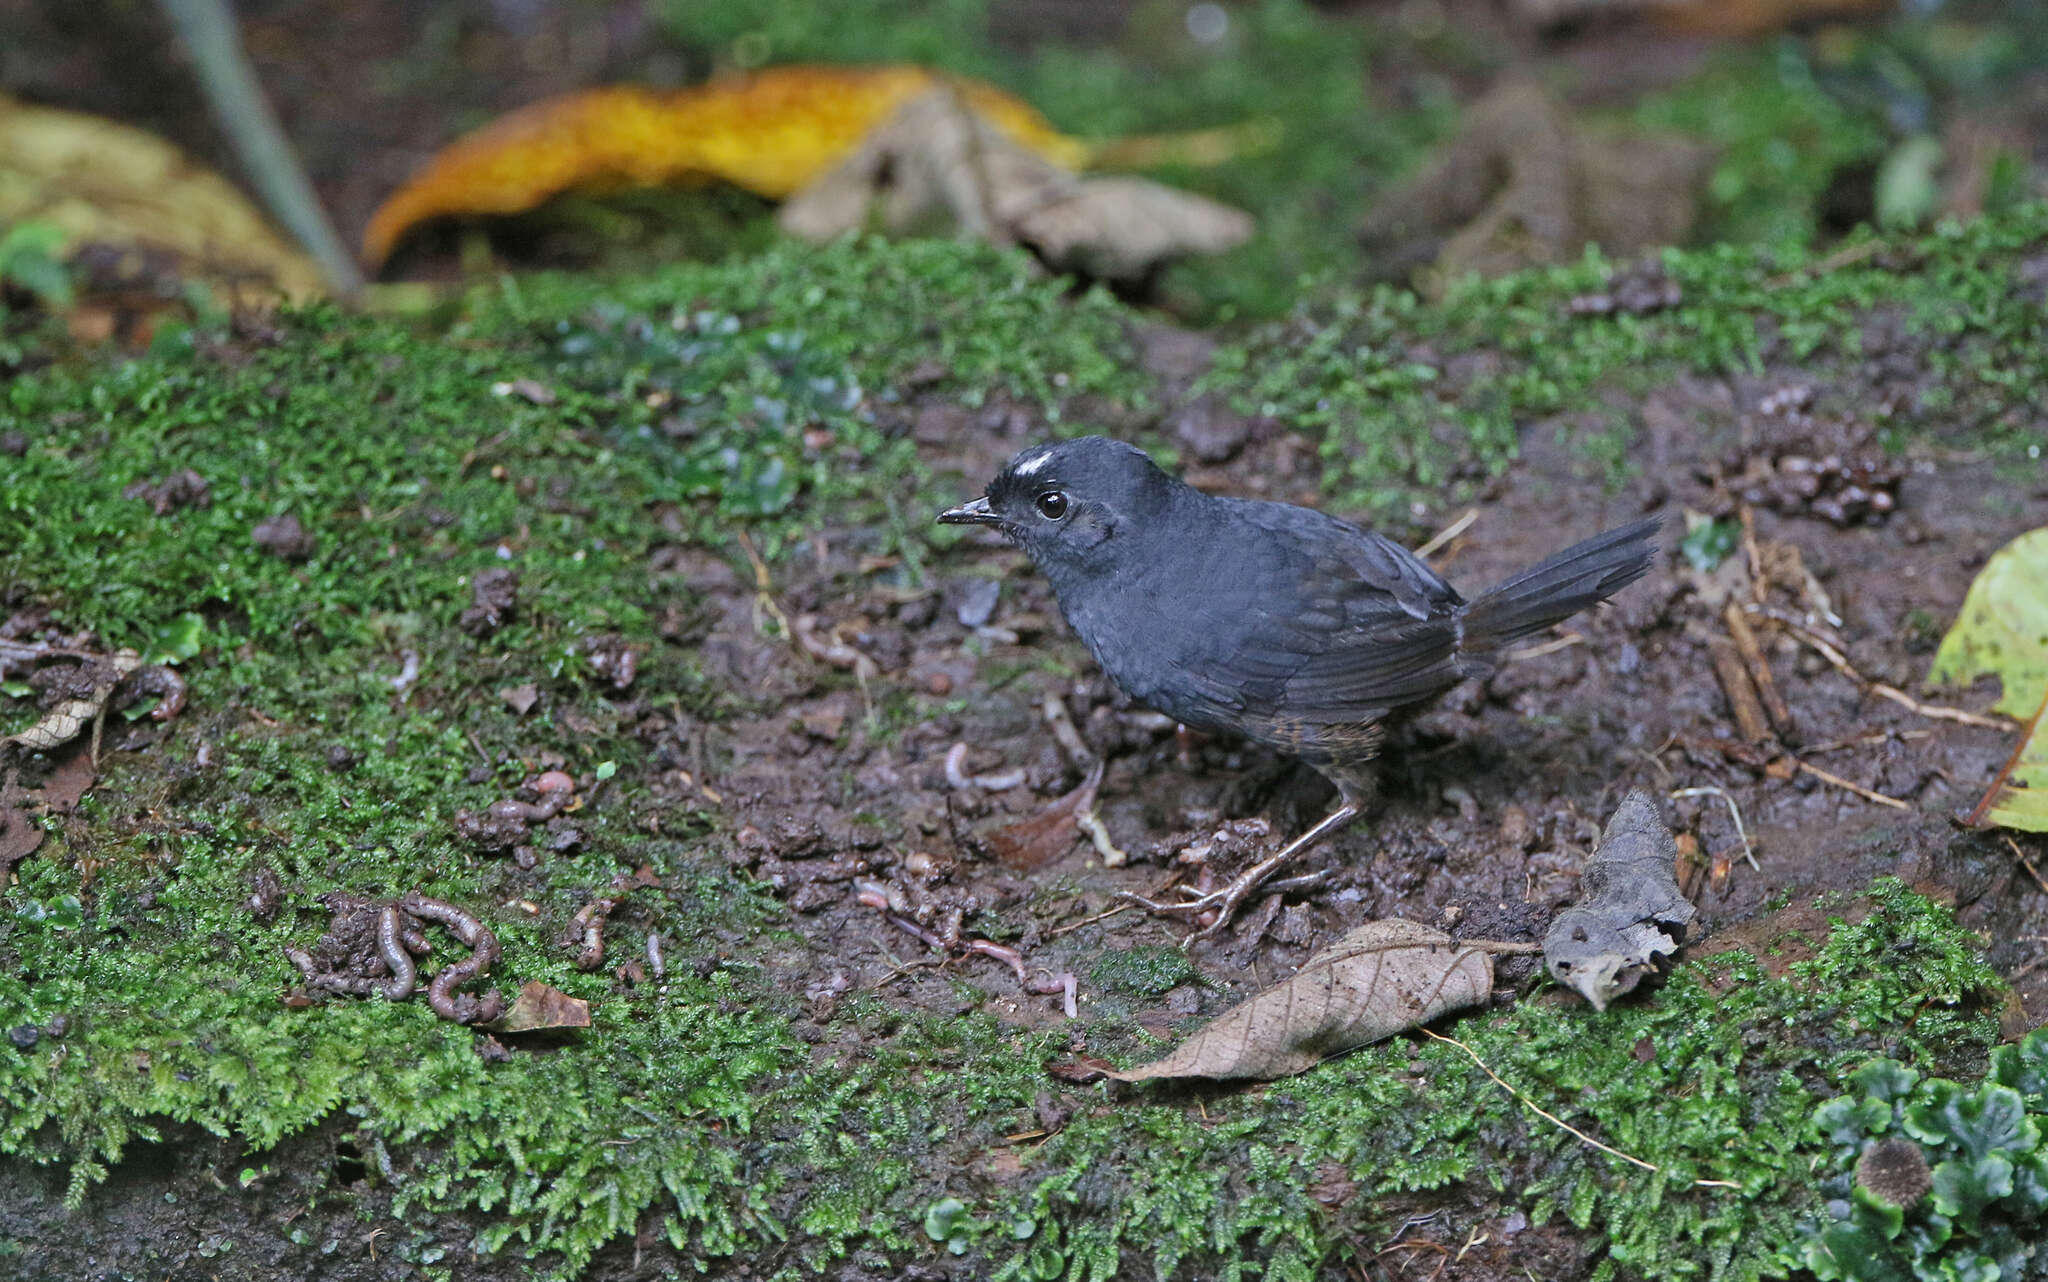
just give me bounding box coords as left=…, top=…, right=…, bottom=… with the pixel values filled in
left=1503, top=632, right=1584, bottom=663
left=1669, top=786, right=1759, bottom=871
left=1797, top=759, right=1910, bottom=810
left=1048, top=902, right=1134, bottom=937
left=1745, top=605, right=2007, bottom=729
left=156, top=0, right=363, bottom=295
left=2008, top=837, right=2048, bottom=898
left=1425, top=1030, right=1656, bottom=1172
left=1416, top=508, right=1479, bottom=561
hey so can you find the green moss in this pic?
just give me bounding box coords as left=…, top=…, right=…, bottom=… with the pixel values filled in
left=1087, top=945, right=1203, bottom=998
left=0, top=225, right=2034, bottom=1280
left=1210, top=204, right=2048, bottom=517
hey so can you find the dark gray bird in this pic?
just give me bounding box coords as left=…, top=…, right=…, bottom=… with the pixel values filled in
left=940, top=435, right=1660, bottom=937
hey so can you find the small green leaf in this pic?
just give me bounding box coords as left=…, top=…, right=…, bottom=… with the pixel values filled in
left=143, top=612, right=208, bottom=666
left=1849, top=1059, right=1921, bottom=1108
left=2007, top=1150, right=2048, bottom=1214
left=1989, top=1027, right=2048, bottom=1104
left=1930, top=1153, right=2014, bottom=1223
left=1, top=680, right=31, bottom=699
left=923, top=1197, right=969, bottom=1243
left=1680, top=517, right=1739, bottom=572
left=595, top=760, right=617, bottom=781
left=1819, top=1095, right=1893, bottom=1148
left=1875, top=135, right=1943, bottom=230
left=1848, top=1184, right=1905, bottom=1239
left=1806, top=1220, right=1909, bottom=1281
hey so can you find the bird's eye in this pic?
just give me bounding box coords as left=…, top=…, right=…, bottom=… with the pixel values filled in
left=1034, top=491, right=1070, bottom=521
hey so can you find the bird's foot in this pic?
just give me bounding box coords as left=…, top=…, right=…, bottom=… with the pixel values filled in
left=1116, top=799, right=1361, bottom=944
left=1118, top=854, right=1327, bottom=943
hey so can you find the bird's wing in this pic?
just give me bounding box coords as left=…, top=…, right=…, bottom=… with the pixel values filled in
left=1156, top=509, right=1473, bottom=728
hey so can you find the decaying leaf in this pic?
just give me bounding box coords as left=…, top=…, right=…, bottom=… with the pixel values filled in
left=1927, top=528, right=2048, bottom=721
left=1357, top=78, right=1712, bottom=292
left=363, top=66, right=1092, bottom=266
left=1927, top=528, right=2048, bottom=832
left=0, top=770, right=44, bottom=876
left=486, top=979, right=592, bottom=1033
left=1543, top=790, right=1699, bottom=1011
left=984, top=761, right=1103, bottom=870
left=1, top=648, right=142, bottom=755
left=1105, top=920, right=1492, bottom=1082
left=779, top=89, right=1252, bottom=283
left=0, top=95, right=323, bottom=303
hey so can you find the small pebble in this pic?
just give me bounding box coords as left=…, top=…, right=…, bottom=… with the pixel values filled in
left=8, top=1024, right=38, bottom=1050
left=956, top=579, right=1002, bottom=629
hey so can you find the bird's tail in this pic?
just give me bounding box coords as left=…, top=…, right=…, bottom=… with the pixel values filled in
left=1459, top=516, right=1662, bottom=651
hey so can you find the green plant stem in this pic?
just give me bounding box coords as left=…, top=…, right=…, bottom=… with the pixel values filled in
left=156, top=0, right=364, bottom=298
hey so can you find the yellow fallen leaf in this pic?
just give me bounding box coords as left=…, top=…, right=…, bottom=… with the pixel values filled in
left=363, top=64, right=1275, bottom=268
left=1928, top=527, right=2048, bottom=719
left=0, top=95, right=323, bottom=303
left=1929, top=527, right=2048, bottom=831
left=363, top=65, right=1089, bottom=267
left=1968, top=690, right=2048, bottom=831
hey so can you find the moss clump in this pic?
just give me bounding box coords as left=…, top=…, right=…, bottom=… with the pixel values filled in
left=0, top=237, right=1139, bottom=652
left=1209, top=203, right=2048, bottom=516
left=1087, top=945, right=1203, bottom=998
left=0, top=228, right=2029, bottom=1280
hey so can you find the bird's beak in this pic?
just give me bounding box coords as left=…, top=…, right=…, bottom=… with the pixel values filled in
left=937, top=496, right=1002, bottom=527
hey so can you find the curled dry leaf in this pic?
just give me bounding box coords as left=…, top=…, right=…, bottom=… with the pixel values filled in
left=1542, top=790, right=1699, bottom=1011
left=2, top=647, right=174, bottom=755
left=1929, top=528, right=2048, bottom=831
left=486, top=979, right=593, bottom=1034
left=779, top=89, right=1252, bottom=283
left=1104, top=920, right=1492, bottom=1082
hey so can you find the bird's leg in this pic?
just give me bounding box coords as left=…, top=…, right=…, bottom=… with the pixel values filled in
left=1120, top=784, right=1365, bottom=944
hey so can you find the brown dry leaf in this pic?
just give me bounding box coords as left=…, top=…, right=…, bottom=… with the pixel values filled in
left=778, top=89, right=1252, bottom=283
left=0, top=770, right=44, bottom=875
left=1105, top=920, right=1492, bottom=1082
left=485, top=979, right=592, bottom=1033
left=1542, top=790, right=1698, bottom=1010
left=1357, top=78, right=1711, bottom=293
left=0, top=95, right=323, bottom=303
left=984, top=761, right=1103, bottom=870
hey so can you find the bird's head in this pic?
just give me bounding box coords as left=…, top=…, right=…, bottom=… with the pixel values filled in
left=937, top=436, right=1180, bottom=577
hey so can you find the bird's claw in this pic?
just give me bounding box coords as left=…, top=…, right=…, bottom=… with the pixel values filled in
left=1116, top=865, right=1332, bottom=944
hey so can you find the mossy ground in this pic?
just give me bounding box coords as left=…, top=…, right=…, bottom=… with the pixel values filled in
left=2, top=215, right=2046, bottom=1280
